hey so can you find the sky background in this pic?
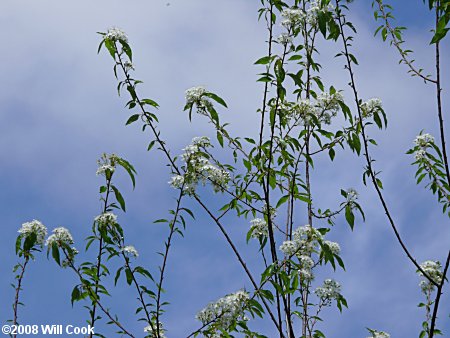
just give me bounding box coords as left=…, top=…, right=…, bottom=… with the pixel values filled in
left=0, top=0, right=449, bottom=337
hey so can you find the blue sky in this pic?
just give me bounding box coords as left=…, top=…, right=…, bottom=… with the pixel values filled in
left=0, top=0, right=449, bottom=337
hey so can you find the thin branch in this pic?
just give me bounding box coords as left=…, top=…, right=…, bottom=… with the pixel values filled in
left=335, top=0, right=439, bottom=287
left=12, top=256, right=29, bottom=337
left=375, top=0, right=437, bottom=84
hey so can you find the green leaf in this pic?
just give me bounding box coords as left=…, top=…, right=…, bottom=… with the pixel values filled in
left=111, top=185, right=126, bottom=212
left=23, top=232, right=37, bottom=252
left=52, top=243, right=61, bottom=266
left=116, top=157, right=137, bottom=189
left=207, top=105, right=220, bottom=125
left=276, top=195, right=290, bottom=208
left=125, top=268, right=133, bottom=285
left=71, top=286, right=80, bottom=306
left=217, top=131, right=224, bottom=147
left=104, top=39, right=116, bottom=59
left=318, top=11, right=327, bottom=37
left=125, top=114, right=140, bottom=125
left=114, top=267, right=123, bottom=286
left=376, top=178, right=384, bottom=189
left=141, top=98, right=159, bottom=108
left=15, top=236, right=22, bottom=255
left=254, top=55, right=275, bottom=65
left=345, top=205, right=355, bottom=229
left=329, top=148, right=335, bottom=161
left=204, top=92, right=228, bottom=108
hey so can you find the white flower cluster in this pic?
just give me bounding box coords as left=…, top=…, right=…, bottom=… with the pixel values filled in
left=94, top=212, right=118, bottom=227
left=315, top=91, right=344, bottom=124
left=262, top=204, right=277, bottom=220
left=144, top=322, right=166, bottom=338
left=280, top=225, right=323, bottom=257
left=96, top=153, right=119, bottom=177
left=414, top=149, right=426, bottom=161
left=418, top=260, right=443, bottom=292
left=306, top=0, right=335, bottom=25
left=367, top=330, right=390, bottom=338
left=360, top=98, right=382, bottom=119
left=314, top=279, right=341, bottom=305
left=323, top=240, right=341, bottom=255
left=46, top=227, right=74, bottom=246
left=122, top=245, right=139, bottom=258
left=280, top=91, right=343, bottom=126
left=196, top=290, right=249, bottom=332
left=185, top=86, right=212, bottom=116
left=169, top=137, right=230, bottom=195
left=413, top=133, right=435, bottom=161
left=249, top=218, right=268, bottom=238
left=277, top=33, right=293, bottom=45
left=280, top=225, right=324, bottom=281
left=281, top=8, right=306, bottom=28
left=346, top=188, right=358, bottom=205
left=414, top=133, right=435, bottom=148
left=18, top=220, right=48, bottom=247
left=186, top=86, right=206, bottom=104
left=123, top=61, right=134, bottom=72
left=281, top=2, right=334, bottom=28
left=105, top=27, right=128, bottom=43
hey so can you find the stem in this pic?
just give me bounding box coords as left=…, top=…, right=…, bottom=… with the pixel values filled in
left=12, top=256, right=29, bottom=337
left=194, top=195, right=285, bottom=338
left=155, top=188, right=184, bottom=337
left=64, top=250, right=135, bottom=337
left=375, top=0, right=437, bottom=84
left=335, top=0, right=439, bottom=287
left=429, top=250, right=450, bottom=337
left=434, top=1, right=450, bottom=187
left=89, top=179, right=112, bottom=336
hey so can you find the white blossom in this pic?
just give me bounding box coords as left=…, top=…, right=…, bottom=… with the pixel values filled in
left=346, top=188, right=358, bottom=204
left=123, top=61, right=134, bottom=71
left=250, top=218, right=268, bottom=238
left=281, top=8, right=306, bottom=28
left=306, top=0, right=335, bottom=26
left=46, top=227, right=74, bottom=246
left=293, top=225, right=323, bottom=243
left=280, top=240, right=299, bottom=256
left=185, top=86, right=206, bottom=104
left=414, top=133, right=435, bottom=148
left=360, top=98, right=382, bottom=118
left=144, top=322, right=166, bottom=338
left=185, top=86, right=213, bottom=116
left=299, top=255, right=315, bottom=269
left=324, top=240, right=341, bottom=255
left=284, top=91, right=343, bottom=126
left=18, top=220, right=48, bottom=246
left=172, top=136, right=230, bottom=195
left=277, top=33, right=293, bottom=45
left=122, top=245, right=139, bottom=258
left=299, top=268, right=314, bottom=282
left=96, top=153, right=119, bottom=176
left=367, top=330, right=390, bottom=338
left=315, top=91, right=343, bottom=124
left=418, top=260, right=443, bottom=292
left=105, top=27, right=128, bottom=42
left=280, top=225, right=323, bottom=257
left=96, top=164, right=115, bottom=176
left=315, top=279, right=341, bottom=305
left=414, top=149, right=426, bottom=161
left=169, top=175, right=184, bottom=189
left=192, top=136, right=212, bottom=148
left=95, top=212, right=118, bottom=227
left=196, top=290, right=249, bottom=332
